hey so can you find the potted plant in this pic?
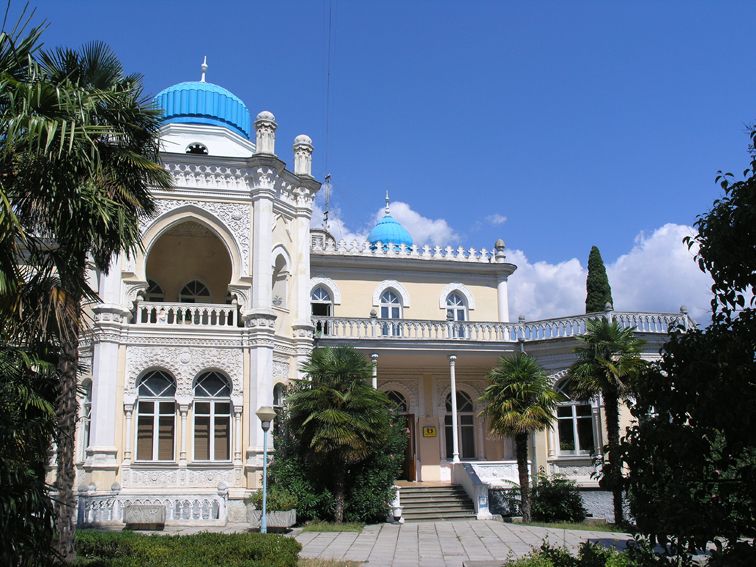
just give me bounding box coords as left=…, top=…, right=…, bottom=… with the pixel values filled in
left=246, top=487, right=298, bottom=529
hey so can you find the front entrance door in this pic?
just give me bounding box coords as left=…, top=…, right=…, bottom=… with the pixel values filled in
left=403, top=414, right=416, bottom=481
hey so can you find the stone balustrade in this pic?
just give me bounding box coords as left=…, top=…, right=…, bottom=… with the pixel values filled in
left=77, top=493, right=227, bottom=525
left=312, top=238, right=504, bottom=263
left=313, top=310, right=693, bottom=342
left=134, top=302, right=239, bottom=327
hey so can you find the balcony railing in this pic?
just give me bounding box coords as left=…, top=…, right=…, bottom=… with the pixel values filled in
left=312, top=310, right=692, bottom=343
left=134, top=302, right=239, bottom=327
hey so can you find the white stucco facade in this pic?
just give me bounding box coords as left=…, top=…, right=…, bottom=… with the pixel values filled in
left=73, top=75, right=693, bottom=526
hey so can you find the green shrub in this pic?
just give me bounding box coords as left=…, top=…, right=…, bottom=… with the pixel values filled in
left=509, top=542, right=634, bottom=567
left=268, top=373, right=406, bottom=524
left=74, top=530, right=301, bottom=567
left=530, top=473, right=586, bottom=523
left=247, top=487, right=298, bottom=511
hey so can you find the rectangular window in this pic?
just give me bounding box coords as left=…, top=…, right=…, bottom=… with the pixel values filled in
left=136, top=413, right=154, bottom=461
left=136, top=400, right=175, bottom=461
left=214, top=416, right=230, bottom=460
left=556, top=403, right=594, bottom=455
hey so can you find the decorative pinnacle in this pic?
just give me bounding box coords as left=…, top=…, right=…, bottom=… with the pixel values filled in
left=385, top=190, right=390, bottom=215
left=200, top=56, right=208, bottom=82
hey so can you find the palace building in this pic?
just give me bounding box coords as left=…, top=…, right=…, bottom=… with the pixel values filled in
left=75, top=65, right=691, bottom=525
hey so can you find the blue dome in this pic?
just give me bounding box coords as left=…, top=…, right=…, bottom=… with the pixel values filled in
left=367, top=213, right=414, bottom=248
left=154, top=81, right=251, bottom=139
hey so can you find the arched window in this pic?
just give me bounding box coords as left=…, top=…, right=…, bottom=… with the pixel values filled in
left=272, top=255, right=289, bottom=308
left=555, top=378, right=595, bottom=455
left=446, top=292, right=468, bottom=338
left=180, top=280, right=210, bottom=304
left=273, top=383, right=286, bottom=409
left=386, top=390, right=408, bottom=413
left=186, top=143, right=208, bottom=155
left=146, top=279, right=164, bottom=302
left=80, top=381, right=92, bottom=461
left=136, top=370, right=176, bottom=461
left=380, top=289, right=402, bottom=337
left=445, top=391, right=476, bottom=460
left=311, top=286, right=333, bottom=334
left=310, top=286, right=332, bottom=317
left=193, top=371, right=232, bottom=461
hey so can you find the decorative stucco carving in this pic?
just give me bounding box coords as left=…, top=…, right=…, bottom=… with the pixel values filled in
left=123, top=466, right=239, bottom=488
left=378, top=381, right=418, bottom=413
left=140, top=199, right=250, bottom=276
left=272, top=361, right=290, bottom=380
left=309, top=277, right=342, bottom=304
left=438, top=283, right=476, bottom=310
left=372, top=280, right=411, bottom=307
left=164, top=162, right=251, bottom=192
left=125, top=346, right=243, bottom=399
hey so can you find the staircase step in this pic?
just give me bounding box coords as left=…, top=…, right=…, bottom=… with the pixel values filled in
left=398, top=484, right=475, bottom=522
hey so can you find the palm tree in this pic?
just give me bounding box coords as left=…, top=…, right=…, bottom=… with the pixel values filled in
left=569, top=318, right=645, bottom=526
left=480, top=353, right=559, bottom=522
left=289, top=347, right=393, bottom=523
left=2, top=28, right=171, bottom=560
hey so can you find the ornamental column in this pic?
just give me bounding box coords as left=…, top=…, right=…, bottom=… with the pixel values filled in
left=291, top=134, right=319, bottom=379
left=87, top=254, right=129, bottom=486
left=449, top=354, right=460, bottom=463
left=371, top=353, right=379, bottom=389
left=245, top=112, right=280, bottom=475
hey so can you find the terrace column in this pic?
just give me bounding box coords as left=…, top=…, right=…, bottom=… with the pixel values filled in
left=371, top=353, right=379, bottom=389
left=449, top=354, right=460, bottom=463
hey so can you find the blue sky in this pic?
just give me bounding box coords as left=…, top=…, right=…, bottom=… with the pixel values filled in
left=24, top=1, right=755, bottom=320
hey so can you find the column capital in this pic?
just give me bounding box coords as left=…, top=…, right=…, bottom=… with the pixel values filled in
left=448, top=354, right=457, bottom=363
left=371, top=352, right=379, bottom=362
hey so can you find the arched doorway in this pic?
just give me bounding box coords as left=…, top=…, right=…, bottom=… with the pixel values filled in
left=145, top=220, right=232, bottom=304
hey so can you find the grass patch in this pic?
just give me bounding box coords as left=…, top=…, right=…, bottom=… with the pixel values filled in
left=521, top=521, right=625, bottom=532
left=298, top=560, right=362, bottom=567
left=300, top=522, right=363, bottom=533
left=74, top=529, right=301, bottom=566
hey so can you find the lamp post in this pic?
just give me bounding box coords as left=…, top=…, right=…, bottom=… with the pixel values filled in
left=256, top=406, right=277, bottom=533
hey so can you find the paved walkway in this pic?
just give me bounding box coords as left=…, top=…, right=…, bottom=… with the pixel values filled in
left=295, top=520, right=631, bottom=567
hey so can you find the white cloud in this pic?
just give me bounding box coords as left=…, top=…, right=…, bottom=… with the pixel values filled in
left=508, top=224, right=713, bottom=323
left=375, top=201, right=460, bottom=246
left=506, top=250, right=586, bottom=320
left=310, top=202, right=367, bottom=243
left=486, top=214, right=508, bottom=225
left=312, top=200, right=460, bottom=246
left=607, top=224, right=712, bottom=322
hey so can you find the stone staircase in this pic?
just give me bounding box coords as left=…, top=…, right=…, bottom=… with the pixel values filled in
left=400, top=484, right=476, bottom=522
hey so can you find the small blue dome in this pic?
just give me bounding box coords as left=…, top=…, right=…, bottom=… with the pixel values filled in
left=368, top=213, right=414, bottom=248
left=154, top=81, right=251, bottom=139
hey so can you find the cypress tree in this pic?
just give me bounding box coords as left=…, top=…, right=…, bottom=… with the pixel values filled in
left=585, top=246, right=614, bottom=313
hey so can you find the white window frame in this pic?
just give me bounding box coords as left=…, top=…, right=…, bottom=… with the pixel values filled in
left=192, top=372, right=232, bottom=462
left=554, top=379, right=596, bottom=456
left=446, top=292, right=468, bottom=338
left=444, top=391, right=476, bottom=460
left=379, top=289, right=403, bottom=337
left=179, top=279, right=210, bottom=303
left=135, top=371, right=177, bottom=462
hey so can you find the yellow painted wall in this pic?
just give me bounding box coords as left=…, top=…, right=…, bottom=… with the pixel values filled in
left=314, top=270, right=500, bottom=322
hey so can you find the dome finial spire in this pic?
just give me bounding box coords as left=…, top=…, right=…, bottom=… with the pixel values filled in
left=200, top=56, right=208, bottom=82
left=385, top=190, right=390, bottom=215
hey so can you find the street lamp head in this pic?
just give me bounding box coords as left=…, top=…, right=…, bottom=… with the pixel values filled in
left=256, top=406, right=277, bottom=432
